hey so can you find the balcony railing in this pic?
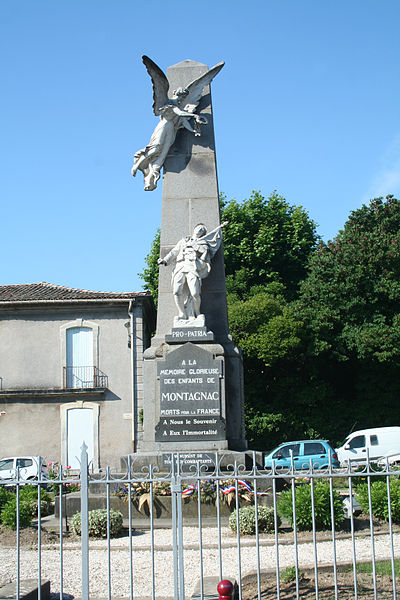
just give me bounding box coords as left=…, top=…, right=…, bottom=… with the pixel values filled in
left=63, top=366, right=108, bottom=389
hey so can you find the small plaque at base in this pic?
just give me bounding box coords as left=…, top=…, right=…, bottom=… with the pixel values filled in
left=162, top=452, right=216, bottom=471
left=165, top=327, right=214, bottom=343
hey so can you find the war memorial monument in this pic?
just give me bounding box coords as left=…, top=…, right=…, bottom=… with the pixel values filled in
left=129, top=56, right=248, bottom=468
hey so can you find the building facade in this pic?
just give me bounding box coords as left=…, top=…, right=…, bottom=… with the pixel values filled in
left=0, top=282, right=155, bottom=470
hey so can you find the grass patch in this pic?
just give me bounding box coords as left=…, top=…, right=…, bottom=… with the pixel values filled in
left=281, top=566, right=305, bottom=583
left=344, top=558, right=400, bottom=577
left=355, top=558, right=400, bottom=577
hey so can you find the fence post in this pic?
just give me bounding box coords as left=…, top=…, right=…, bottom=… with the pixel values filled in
left=80, top=442, right=89, bottom=600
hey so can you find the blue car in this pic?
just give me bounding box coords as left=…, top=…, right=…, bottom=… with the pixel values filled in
left=264, top=440, right=340, bottom=470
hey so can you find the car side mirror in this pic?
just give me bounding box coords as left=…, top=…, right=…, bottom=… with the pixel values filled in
left=275, top=454, right=283, bottom=460
left=344, top=444, right=350, bottom=450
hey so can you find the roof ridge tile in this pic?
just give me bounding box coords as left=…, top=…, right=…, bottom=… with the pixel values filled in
left=0, top=282, right=151, bottom=302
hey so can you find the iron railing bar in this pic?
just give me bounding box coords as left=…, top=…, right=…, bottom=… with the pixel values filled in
left=348, top=470, right=358, bottom=600
left=385, top=462, right=397, bottom=600
left=149, top=465, right=156, bottom=600
left=37, top=466, right=42, bottom=600
left=176, top=455, right=185, bottom=600
left=366, top=455, right=377, bottom=600
left=106, top=466, right=111, bottom=600
left=171, top=454, right=179, bottom=600
left=328, top=456, right=338, bottom=600
left=16, top=468, right=20, bottom=600
left=290, top=454, right=300, bottom=600
left=234, top=462, right=243, bottom=600
left=249, top=453, right=260, bottom=600
left=272, top=461, right=280, bottom=600
left=215, top=453, right=223, bottom=583
left=58, top=466, right=64, bottom=600
left=310, top=465, right=319, bottom=600
left=197, top=465, right=204, bottom=600
left=80, top=443, right=89, bottom=600
left=127, top=456, right=134, bottom=600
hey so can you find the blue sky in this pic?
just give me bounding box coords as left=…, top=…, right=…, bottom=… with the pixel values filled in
left=1, top=1, right=399, bottom=293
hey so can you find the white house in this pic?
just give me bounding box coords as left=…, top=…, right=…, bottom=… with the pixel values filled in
left=0, top=282, right=155, bottom=470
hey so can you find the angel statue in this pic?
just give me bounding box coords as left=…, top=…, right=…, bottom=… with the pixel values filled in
left=131, top=55, right=224, bottom=191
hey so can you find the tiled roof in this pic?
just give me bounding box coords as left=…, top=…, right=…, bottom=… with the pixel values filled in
left=0, top=282, right=151, bottom=303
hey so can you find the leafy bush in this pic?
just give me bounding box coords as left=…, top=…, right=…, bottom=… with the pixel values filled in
left=229, top=505, right=280, bottom=535
left=0, top=498, right=32, bottom=529
left=356, top=479, right=400, bottom=523
left=19, top=485, right=52, bottom=516
left=281, top=566, right=304, bottom=583
left=0, top=487, right=13, bottom=515
left=278, top=481, right=344, bottom=530
left=0, top=484, right=53, bottom=529
left=350, top=465, right=389, bottom=490
left=71, top=509, right=123, bottom=538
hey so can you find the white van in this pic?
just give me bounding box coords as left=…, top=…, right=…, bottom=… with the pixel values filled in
left=336, top=427, right=400, bottom=466
left=0, top=456, right=47, bottom=481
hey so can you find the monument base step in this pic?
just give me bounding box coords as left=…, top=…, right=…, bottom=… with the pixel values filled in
left=121, top=450, right=263, bottom=472
left=54, top=491, right=275, bottom=520
left=192, top=577, right=238, bottom=600
left=0, top=580, right=50, bottom=600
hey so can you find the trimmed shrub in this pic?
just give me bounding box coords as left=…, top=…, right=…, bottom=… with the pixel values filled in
left=1, top=498, right=33, bottom=530
left=278, top=481, right=344, bottom=531
left=71, top=509, right=123, bottom=538
left=229, top=505, right=280, bottom=535
left=356, top=479, right=400, bottom=524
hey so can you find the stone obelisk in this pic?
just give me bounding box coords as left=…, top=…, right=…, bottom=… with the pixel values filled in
left=139, top=59, right=247, bottom=455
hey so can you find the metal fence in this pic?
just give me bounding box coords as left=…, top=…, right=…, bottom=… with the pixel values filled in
left=63, top=366, right=108, bottom=389
left=0, top=447, right=399, bottom=600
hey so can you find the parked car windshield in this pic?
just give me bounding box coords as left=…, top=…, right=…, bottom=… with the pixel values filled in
left=348, top=435, right=366, bottom=449
left=0, top=459, right=13, bottom=470
left=272, top=443, right=300, bottom=459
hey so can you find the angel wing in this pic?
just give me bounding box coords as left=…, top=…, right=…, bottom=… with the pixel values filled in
left=142, top=55, right=170, bottom=116
left=180, top=61, right=225, bottom=113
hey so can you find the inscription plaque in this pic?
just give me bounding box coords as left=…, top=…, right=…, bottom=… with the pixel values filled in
left=155, top=343, right=225, bottom=442
left=162, top=452, right=216, bottom=471
left=165, top=327, right=214, bottom=344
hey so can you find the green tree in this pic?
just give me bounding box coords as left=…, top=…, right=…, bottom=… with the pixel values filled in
left=228, top=282, right=304, bottom=366
left=298, top=196, right=400, bottom=361
left=228, top=282, right=310, bottom=448
left=139, top=229, right=160, bottom=305
left=221, top=191, right=319, bottom=299
left=296, top=196, right=400, bottom=439
left=220, top=192, right=318, bottom=447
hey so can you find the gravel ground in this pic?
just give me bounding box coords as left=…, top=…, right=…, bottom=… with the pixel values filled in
left=1, top=528, right=399, bottom=598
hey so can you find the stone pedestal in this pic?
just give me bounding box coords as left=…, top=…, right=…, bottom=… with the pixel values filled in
left=138, top=59, right=247, bottom=454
